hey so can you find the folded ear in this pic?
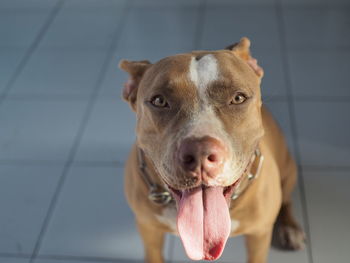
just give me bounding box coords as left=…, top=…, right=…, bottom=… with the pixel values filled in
left=119, top=59, right=152, bottom=111
left=226, top=37, right=264, bottom=78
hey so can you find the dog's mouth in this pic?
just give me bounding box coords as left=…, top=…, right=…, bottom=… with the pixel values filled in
left=168, top=179, right=240, bottom=206
left=166, top=179, right=240, bottom=261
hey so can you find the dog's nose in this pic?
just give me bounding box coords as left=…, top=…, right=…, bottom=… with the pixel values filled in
left=178, top=136, right=226, bottom=179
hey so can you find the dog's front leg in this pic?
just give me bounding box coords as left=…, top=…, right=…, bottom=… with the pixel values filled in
left=245, top=227, right=273, bottom=263
left=136, top=220, right=165, bottom=263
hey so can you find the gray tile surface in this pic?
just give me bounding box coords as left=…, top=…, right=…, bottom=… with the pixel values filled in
left=257, top=50, right=288, bottom=98
left=63, top=0, right=126, bottom=10
left=0, top=164, right=62, bottom=254
left=0, top=11, right=50, bottom=48
left=38, top=2, right=125, bottom=49
left=284, top=6, right=350, bottom=49
left=34, top=259, right=136, bottom=263
left=73, top=97, right=136, bottom=164
left=8, top=49, right=107, bottom=96
left=133, top=0, right=200, bottom=7
left=0, top=0, right=58, bottom=10
left=200, top=5, right=280, bottom=50
left=282, top=0, right=350, bottom=4
left=207, top=0, right=275, bottom=4
left=38, top=166, right=172, bottom=261
left=304, top=170, right=350, bottom=263
left=0, top=258, right=30, bottom=263
left=294, top=101, right=350, bottom=167
left=289, top=50, right=350, bottom=98
left=118, top=6, right=198, bottom=50
left=0, top=48, right=27, bottom=94
left=0, top=99, right=88, bottom=161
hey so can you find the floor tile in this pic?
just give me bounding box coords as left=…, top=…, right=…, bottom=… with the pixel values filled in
left=282, top=0, right=350, bottom=5
left=0, top=0, right=58, bottom=9
left=38, top=3, right=125, bottom=49
left=132, top=0, right=200, bottom=7
left=0, top=0, right=58, bottom=10
left=304, top=170, right=350, bottom=263
left=8, top=49, right=106, bottom=96
left=62, top=0, right=125, bottom=10
left=34, top=258, right=142, bottom=263
left=34, top=259, right=141, bottom=263
left=294, top=101, right=350, bottom=167
left=73, top=97, right=136, bottom=164
left=38, top=166, right=172, bottom=260
left=288, top=50, right=350, bottom=98
left=0, top=48, right=27, bottom=94
left=0, top=164, right=63, bottom=254
left=0, top=258, right=30, bottom=263
left=0, top=99, right=88, bottom=161
left=200, top=5, right=280, bottom=50
left=171, top=185, right=308, bottom=263
left=207, top=0, right=275, bottom=4
left=0, top=11, right=51, bottom=48
left=284, top=6, right=350, bottom=49
left=255, top=49, right=288, bottom=98
left=118, top=6, right=198, bottom=50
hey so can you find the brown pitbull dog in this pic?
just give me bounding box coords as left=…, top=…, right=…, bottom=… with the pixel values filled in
left=120, top=37, right=305, bottom=263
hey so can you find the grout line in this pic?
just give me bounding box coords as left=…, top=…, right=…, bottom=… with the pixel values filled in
left=28, top=1, right=133, bottom=262
left=275, top=1, right=314, bottom=263
left=0, top=0, right=65, bottom=106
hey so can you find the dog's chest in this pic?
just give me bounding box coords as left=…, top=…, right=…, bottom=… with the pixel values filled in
left=156, top=205, right=240, bottom=234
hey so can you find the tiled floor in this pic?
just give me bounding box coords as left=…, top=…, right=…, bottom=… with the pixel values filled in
left=0, top=0, right=349, bottom=263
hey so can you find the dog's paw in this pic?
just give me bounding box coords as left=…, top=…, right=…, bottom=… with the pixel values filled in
left=276, top=223, right=306, bottom=250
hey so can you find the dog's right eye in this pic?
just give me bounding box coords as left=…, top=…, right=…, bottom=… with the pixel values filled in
left=150, top=95, right=169, bottom=108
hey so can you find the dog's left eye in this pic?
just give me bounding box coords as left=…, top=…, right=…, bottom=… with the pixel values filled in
left=230, top=92, right=247, bottom=105
left=150, top=95, right=169, bottom=108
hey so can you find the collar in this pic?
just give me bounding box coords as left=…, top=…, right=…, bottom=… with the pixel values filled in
left=137, top=147, right=264, bottom=206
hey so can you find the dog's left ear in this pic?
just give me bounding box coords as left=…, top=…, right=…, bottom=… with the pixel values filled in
left=226, top=37, right=264, bottom=78
left=119, top=59, right=152, bottom=111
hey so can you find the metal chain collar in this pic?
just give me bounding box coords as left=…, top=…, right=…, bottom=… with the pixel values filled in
left=137, top=148, right=264, bottom=206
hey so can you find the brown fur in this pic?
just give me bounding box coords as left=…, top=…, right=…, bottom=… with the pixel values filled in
left=120, top=38, right=305, bottom=263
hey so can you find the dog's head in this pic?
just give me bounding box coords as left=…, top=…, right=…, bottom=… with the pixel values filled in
left=120, top=37, right=264, bottom=260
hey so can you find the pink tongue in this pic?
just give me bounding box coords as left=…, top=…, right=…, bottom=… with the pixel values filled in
left=177, top=186, right=231, bottom=260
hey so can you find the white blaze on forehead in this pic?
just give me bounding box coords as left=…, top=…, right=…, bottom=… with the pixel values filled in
left=186, top=54, right=222, bottom=139
left=189, top=54, right=219, bottom=97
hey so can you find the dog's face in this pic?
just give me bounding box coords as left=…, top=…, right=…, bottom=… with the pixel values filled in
left=120, top=38, right=264, bottom=192
left=120, top=38, right=265, bottom=260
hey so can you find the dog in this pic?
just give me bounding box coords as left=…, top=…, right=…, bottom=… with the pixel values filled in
left=119, top=37, right=305, bottom=263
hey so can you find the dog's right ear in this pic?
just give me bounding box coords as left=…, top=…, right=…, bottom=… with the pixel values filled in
left=226, top=37, right=264, bottom=78
left=119, top=59, right=152, bottom=111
